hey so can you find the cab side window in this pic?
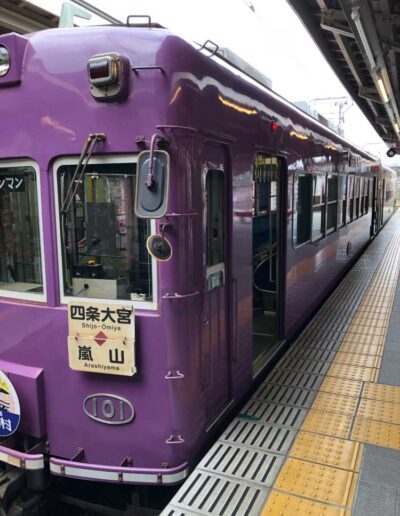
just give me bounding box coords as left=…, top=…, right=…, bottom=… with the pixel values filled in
left=0, top=166, right=43, bottom=296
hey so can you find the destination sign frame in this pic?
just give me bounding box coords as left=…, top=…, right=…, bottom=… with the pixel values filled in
left=67, top=301, right=136, bottom=376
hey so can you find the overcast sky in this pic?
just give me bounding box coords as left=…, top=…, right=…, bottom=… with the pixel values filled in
left=31, top=0, right=400, bottom=165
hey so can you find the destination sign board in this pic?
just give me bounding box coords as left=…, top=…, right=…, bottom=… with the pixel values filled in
left=67, top=301, right=136, bottom=376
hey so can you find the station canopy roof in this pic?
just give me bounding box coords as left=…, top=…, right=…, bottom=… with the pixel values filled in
left=0, top=0, right=58, bottom=34
left=287, top=0, right=400, bottom=155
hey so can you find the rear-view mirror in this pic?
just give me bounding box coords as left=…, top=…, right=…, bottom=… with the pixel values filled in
left=134, top=150, right=170, bottom=218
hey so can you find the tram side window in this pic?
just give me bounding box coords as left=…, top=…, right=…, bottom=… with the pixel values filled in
left=354, top=178, right=361, bottom=218
left=360, top=178, right=365, bottom=215
left=365, top=179, right=370, bottom=213
left=206, top=170, right=225, bottom=290
left=347, top=176, right=354, bottom=223
left=57, top=162, right=152, bottom=301
left=293, top=173, right=312, bottom=247
left=312, top=173, right=326, bottom=242
left=0, top=166, right=43, bottom=295
left=327, top=174, right=338, bottom=233
left=338, top=175, right=347, bottom=227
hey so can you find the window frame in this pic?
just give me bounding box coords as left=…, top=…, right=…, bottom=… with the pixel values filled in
left=338, top=173, right=347, bottom=228
left=365, top=178, right=371, bottom=214
left=292, top=171, right=313, bottom=249
left=53, top=155, right=157, bottom=310
left=347, top=175, right=355, bottom=223
left=311, top=172, right=326, bottom=243
left=360, top=177, right=365, bottom=215
left=354, top=176, right=361, bottom=219
left=326, top=172, right=339, bottom=235
left=0, top=159, right=47, bottom=302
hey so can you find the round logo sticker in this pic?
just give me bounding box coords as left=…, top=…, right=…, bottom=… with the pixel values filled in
left=0, top=371, right=20, bottom=436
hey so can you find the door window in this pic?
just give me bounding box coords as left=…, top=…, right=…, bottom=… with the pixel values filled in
left=206, top=170, right=225, bottom=290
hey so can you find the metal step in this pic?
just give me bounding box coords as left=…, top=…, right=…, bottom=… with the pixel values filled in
left=238, top=400, right=306, bottom=428
left=253, top=383, right=316, bottom=408
left=222, top=418, right=296, bottom=455
left=276, top=357, right=330, bottom=375
left=265, top=369, right=324, bottom=390
left=197, top=441, right=283, bottom=486
left=284, top=347, right=336, bottom=363
left=161, top=471, right=268, bottom=516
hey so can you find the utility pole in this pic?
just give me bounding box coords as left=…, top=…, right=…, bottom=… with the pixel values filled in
left=310, top=96, right=353, bottom=136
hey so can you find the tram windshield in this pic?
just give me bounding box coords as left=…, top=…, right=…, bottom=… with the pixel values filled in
left=0, top=165, right=43, bottom=296
left=57, top=162, right=152, bottom=302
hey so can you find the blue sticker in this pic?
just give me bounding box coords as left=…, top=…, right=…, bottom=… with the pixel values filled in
left=0, top=371, right=20, bottom=436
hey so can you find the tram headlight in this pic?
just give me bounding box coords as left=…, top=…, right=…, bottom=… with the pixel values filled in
left=88, top=54, right=119, bottom=86
left=87, top=52, right=130, bottom=102
left=0, top=45, right=11, bottom=77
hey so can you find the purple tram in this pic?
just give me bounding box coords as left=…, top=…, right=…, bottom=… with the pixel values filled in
left=0, top=20, right=395, bottom=500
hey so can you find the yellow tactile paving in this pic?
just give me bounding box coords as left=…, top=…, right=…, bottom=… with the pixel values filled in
left=361, top=295, right=393, bottom=301
left=356, top=305, right=392, bottom=314
left=333, top=352, right=381, bottom=369
left=259, top=220, right=400, bottom=516
left=302, top=410, right=353, bottom=439
left=352, top=416, right=400, bottom=449
left=327, top=363, right=378, bottom=382
left=358, top=398, right=400, bottom=425
left=261, top=491, right=351, bottom=516
left=290, top=431, right=363, bottom=471
left=274, top=458, right=358, bottom=507
left=351, top=314, right=389, bottom=326
left=362, top=382, right=400, bottom=403
left=319, top=377, right=363, bottom=398
left=341, top=334, right=385, bottom=346
left=344, top=325, right=386, bottom=337
left=311, top=392, right=358, bottom=416
left=339, top=342, right=383, bottom=356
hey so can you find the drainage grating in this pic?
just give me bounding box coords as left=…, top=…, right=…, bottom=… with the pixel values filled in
left=276, top=357, right=330, bottom=375
left=295, top=338, right=343, bottom=352
left=301, top=329, right=347, bottom=341
left=266, top=369, right=324, bottom=390
left=163, top=509, right=200, bottom=516
left=284, top=347, right=336, bottom=363
left=239, top=400, right=306, bottom=428
left=253, top=383, right=316, bottom=408
left=304, top=320, right=350, bottom=334
left=222, top=418, right=296, bottom=454
left=162, top=471, right=268, bottom=516
left=197, top=441, right=284, bottom=486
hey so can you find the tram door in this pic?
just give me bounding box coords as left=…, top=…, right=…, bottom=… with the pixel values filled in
left=201, top=143, right=231, bottom=426
left=252, top=155, right=282, bottom=374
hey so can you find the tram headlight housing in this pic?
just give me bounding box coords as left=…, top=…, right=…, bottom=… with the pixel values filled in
left=0, top=45, right=11, bottom=77
left=87, top=52, right=130, bottom=102
left=88, top=54, right=119, bottom=86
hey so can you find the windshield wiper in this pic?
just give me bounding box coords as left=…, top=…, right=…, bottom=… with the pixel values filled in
left=61, top=133, right=106, bottom=214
